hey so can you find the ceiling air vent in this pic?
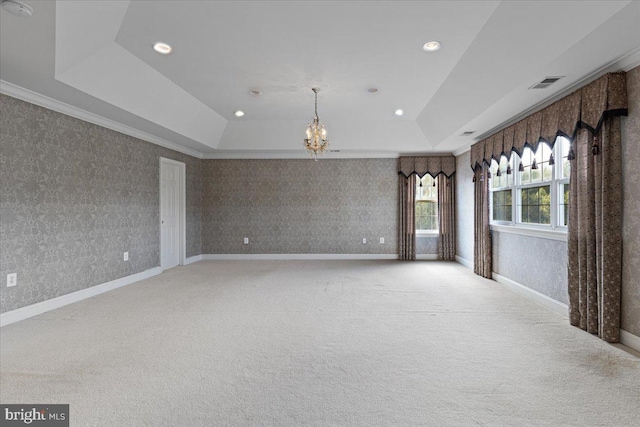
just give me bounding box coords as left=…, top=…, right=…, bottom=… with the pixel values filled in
left=461, top=131, right=475, bottom=136
left=529, top=76, right=564, bottom=90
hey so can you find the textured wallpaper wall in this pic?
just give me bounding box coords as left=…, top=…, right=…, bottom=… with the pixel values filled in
left=621, top=65, right=640, bottom=336
left=416, top=235, right=438, bottom=255
left=0, top=95, right=202, bottom=313
left=201, top=159, right=399, bottom=254
left=455, top=151, right=474, bottom=263
left=492, top=232, right=568, bottom=304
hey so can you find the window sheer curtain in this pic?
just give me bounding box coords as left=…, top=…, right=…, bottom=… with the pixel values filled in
left=468, top=72, right=627, bottom=342
left=398, top=156, right=456, bottom=261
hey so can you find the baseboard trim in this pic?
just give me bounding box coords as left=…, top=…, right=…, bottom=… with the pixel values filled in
left=492, top=272, right=569, bottom=318
left=0, top=267, right=162, bottom=327
left=491, top=272, right=640, bottom=353
left=620, top=330, right=640, bottom=353
left=201, top=254, right=399, bottom=261
left=184, top=255, right=203, bottom=265
left=416, top=254, right=439, bottom=260
left=455, top=255, right=473, bottom=269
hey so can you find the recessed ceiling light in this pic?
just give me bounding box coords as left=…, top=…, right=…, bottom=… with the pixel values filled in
left=249, top=90, right=261, bottom=96
left=234, top=110, right=245, bottom=117
left=1, top=0, right=33, bottom=17
left=394, top=109, right=404, bottom=116
left=368, top=88, right=378, bottom=93
left=422, top=41, right=441, bottom=52
left=153, top=42, right=172, bottom=55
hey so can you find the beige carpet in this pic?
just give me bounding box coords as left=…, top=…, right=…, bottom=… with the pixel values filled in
left=1, top=260, right=639, bottom=426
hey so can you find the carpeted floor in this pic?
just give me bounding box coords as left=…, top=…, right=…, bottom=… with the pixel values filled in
left=1, top=260, right=639, bottom=426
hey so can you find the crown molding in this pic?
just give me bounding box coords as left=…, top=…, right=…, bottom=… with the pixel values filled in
left=620, top=47, right=640, bottom=72
left=452, top=145, right=471, bottom=157
left=0, top=80, right=204, bottom=159
left=204, top=150, right=389, bottom=160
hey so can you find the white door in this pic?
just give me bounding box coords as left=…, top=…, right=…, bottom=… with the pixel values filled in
left=160, top=161, right=180, bottom=270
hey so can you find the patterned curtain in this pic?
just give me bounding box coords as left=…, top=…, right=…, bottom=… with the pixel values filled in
left=568, top=117, right=623, bottom=343
left=437, top=174, right=456, bottom=261
left=399, top=174, right=416, bottom=261
left=474, top=165, right=492, bottom=278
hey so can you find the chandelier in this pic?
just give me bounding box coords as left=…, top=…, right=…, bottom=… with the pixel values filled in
left=304, top=87, right=328, bottom=160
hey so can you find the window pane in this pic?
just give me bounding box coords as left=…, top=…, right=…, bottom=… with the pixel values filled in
left=417, top=175, right=437, bottom=201
left=519, top=185, right=551, bottom=225
left=416, top=176, right=438, bottom=231
left=416, top=200, right=438, bottom=230
left=543, top=162, right=553, bottom=181
left=492, top=189, right=512, bottom=222
left=558, top=137, right=571, bottom=180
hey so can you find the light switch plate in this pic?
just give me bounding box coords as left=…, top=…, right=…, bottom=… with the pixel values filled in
left=362, top=238, right=367, bottom=244
left=124, top=252, right=129, bottom=261
left=243, top=237, right=249, bottom=244
left=380, top=238, right=385, bottom=244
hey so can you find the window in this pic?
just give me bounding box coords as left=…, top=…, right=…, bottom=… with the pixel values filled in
left=491, top=155, right=514, bottom=223
left=489, top=136, right=571, bottom=231
left=416, top=175, right=438, bottom=232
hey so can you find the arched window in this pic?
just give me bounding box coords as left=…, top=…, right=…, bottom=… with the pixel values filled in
left=416, top=175, right=438, bottom=232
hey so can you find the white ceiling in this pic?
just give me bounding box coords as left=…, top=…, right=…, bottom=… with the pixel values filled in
left=1, top=0, right=639, bottom=159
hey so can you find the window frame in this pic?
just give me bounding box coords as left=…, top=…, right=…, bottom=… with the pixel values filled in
left=415, top=174, right=439, bottom=234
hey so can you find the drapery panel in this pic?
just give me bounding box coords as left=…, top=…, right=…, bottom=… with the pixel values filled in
left=399, top=174, right=416, bottom=261
left=398, top=156, right=456, bottom=178
left=438, top=174, right=456, bottom=261
left=568, top=118, right=622, bottom=343
left=469, top=72, right=627, bottom=169
left=467, top=71, right=627, bottom=343
left=473, top=165, right=491, bottom=278
left=398, top=156, right=456, bottom=261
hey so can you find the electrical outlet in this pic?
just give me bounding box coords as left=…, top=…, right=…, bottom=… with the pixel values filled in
left=380, top=237, right=385, bottom=244
left=243, top=237, right=249, bottom=244
left=362, top=238, right=367, bottom=244
left=123, top=252, right=129, bottom=261
left=7, top=273, right=17, bottom=288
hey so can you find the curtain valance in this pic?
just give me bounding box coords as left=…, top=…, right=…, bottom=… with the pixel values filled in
left=469, top=72, right=627, bottom=170
left=398, top=156, right=456, bottom=178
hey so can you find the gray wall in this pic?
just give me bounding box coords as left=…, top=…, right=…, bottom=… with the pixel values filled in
left=417, top=235, right=438, bottom=255
left=0, top=95, right=203, bottom=313
left=201, top=159, right=399, bottom=254
left=492, top=232, right=568, bottom=304
left=621, top=65, right=640, bottom=336
left=455, top=151, right=474, bottom=263
left=454, top=65, right=640, bottom=337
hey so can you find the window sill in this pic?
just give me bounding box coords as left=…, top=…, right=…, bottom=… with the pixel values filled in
left=416, top=230, right=439, bottom=237
left=490, top=224, right=567, bottom=242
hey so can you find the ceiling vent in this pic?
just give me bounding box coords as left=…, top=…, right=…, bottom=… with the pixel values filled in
left=461, top=131, right=475, bottom=136
left=529, top=76, right=564, bottom=90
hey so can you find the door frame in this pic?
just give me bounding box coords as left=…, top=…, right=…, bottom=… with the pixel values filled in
left=159, top=157, right=186, bottom=271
